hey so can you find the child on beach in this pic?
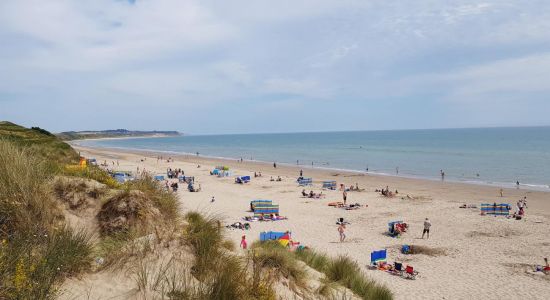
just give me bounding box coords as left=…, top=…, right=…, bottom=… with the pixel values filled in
left=240, top=235, right=247, bottom=249
left=338, top=224, right=346, bottom=242
left=422, top=218, right=431, bottom=239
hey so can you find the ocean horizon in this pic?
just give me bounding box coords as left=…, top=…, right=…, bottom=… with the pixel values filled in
left=74, top=126, right=550, bottom=191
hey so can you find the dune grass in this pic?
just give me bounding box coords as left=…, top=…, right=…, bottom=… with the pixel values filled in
left=0, top=139, right=93, bottom=299
left=294, top=248, right=393, bottom=300
left=251, top=240, right=307, bottom=288
left=124, top=174, right=179, bottom=221
left=0, top=121, right=79, bottom=165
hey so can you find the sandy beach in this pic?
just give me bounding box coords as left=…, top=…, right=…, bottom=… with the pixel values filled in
left=74, top=144, right=550, bottom=300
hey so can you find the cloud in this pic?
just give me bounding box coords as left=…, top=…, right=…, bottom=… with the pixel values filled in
left=1, top=0, right=550, bottom=133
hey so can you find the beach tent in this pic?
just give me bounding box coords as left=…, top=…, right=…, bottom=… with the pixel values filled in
left=481, top=203, right=511, bottom=216
left=154, top=175, right=165, bottom=181
left=322, top=181, right=337, bottom=190
left=278, top=232, right=291, bottom=247
left=370, top=249, right=387, bottom=265
left=235, top=175, right=251, bottom=184
left=298, top=178, right=313, bottom=186
left=212, top=169, right=220, bottom=175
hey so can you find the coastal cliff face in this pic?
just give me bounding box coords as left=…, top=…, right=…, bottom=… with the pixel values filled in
left=56, top=129, right=182, bottom=141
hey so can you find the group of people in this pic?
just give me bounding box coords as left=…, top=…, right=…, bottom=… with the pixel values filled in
left=302, top=189, right=324, bottom=198
left=157, top=156, right=173, bottom=163
left=270, top=176, right=282, bottom=181
left=376, top=186, right=398, bottom=197
left=167, top=168, right=184, bottom=179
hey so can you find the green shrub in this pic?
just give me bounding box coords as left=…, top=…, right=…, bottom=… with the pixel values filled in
left=125, top=174, right=179, bottom=221
left=252, top=241, right=307, bottom=288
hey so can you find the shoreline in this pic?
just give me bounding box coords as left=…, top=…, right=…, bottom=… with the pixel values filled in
left=73, top=144, right=550, bottom=216
left=70, top=141, right=550, bottom=192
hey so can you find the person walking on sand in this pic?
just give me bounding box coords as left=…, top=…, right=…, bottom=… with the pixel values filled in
left=300, top=169, right=303, bottom=177
left=500, top=188, right=503, bottom=197
left=240, top=235, right=248, bottom=249
left=273, top=162, right=277, bottom=168
left=422, top=218, right=431, bottom=239
left=338, top=224, right=346, bottom=242
left=516, top=180, right=520, bottom=189
left=343, top=190, right=347, bottom=206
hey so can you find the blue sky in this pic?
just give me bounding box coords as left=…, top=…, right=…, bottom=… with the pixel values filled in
left=1, top=0, right=550, bottom=134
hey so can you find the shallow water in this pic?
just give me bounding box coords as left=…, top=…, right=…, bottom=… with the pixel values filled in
left=75, top=127, right=550, bottom=190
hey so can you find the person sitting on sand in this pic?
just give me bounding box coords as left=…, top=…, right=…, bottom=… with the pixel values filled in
left=277, top=176, right=282, bottom=181
left=254, top=172, right=258, bottom=178
left=309, top=190, right=315, bottom=198
left=302, top=189, right=307, bottom=197
left=270, top=176, right=275, bottom=181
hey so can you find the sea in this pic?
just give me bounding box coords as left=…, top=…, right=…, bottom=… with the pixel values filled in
left=73, top=127, right=550, bottom=191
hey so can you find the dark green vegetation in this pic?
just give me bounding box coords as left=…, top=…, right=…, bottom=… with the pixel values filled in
left=0, top=121, right=79, bottom=164
left=0, top=137, right=92, bottom=299
left=293, top=247, right=393, bottom=300
left=56, top=129, right=181, bottom=141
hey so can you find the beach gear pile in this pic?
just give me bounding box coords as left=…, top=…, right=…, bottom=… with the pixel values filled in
left=388, top=221, right=408, bottom=237
left=244, top=200, right=287, bottom=221
left=211, top=166, right=232, bottom=177
left=370, top=249, right=419, bottom=280
left=235, top=175, right=251, bottom=184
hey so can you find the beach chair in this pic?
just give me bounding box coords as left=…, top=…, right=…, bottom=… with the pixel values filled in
left=298, top=178, right=313, bottom=186
left=403, top=265, right=418, bottom=280
left=322, top=181, right=337, bottom=190
left=370, top=249, right=387, bottom=267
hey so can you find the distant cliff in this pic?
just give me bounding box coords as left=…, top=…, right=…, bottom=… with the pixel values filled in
left=56, top=129, right=182, bottom=140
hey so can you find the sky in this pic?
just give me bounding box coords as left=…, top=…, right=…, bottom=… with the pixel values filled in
left=1, top=0, right=550, bottom=134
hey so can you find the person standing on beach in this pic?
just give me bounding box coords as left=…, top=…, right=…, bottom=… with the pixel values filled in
left=516, top=180, right=520, bottom=189
left=440, top=170, right=445, bottom=181
left=500, top=188, right=504, bottom=197
left=211, top=196, right=215, bottom=203
left=273, top=162, right=277, bottom=168
left=338, top=224, right=346, bottom=242
left=422, top=218, right=431, bottom=239
left=396, top=167, right=399, bottom=175
left=300, top=169, right=303, bottom=177
left=343, top=191, right=347, bottom=205
left=240, top=235, right=248, bottom=249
